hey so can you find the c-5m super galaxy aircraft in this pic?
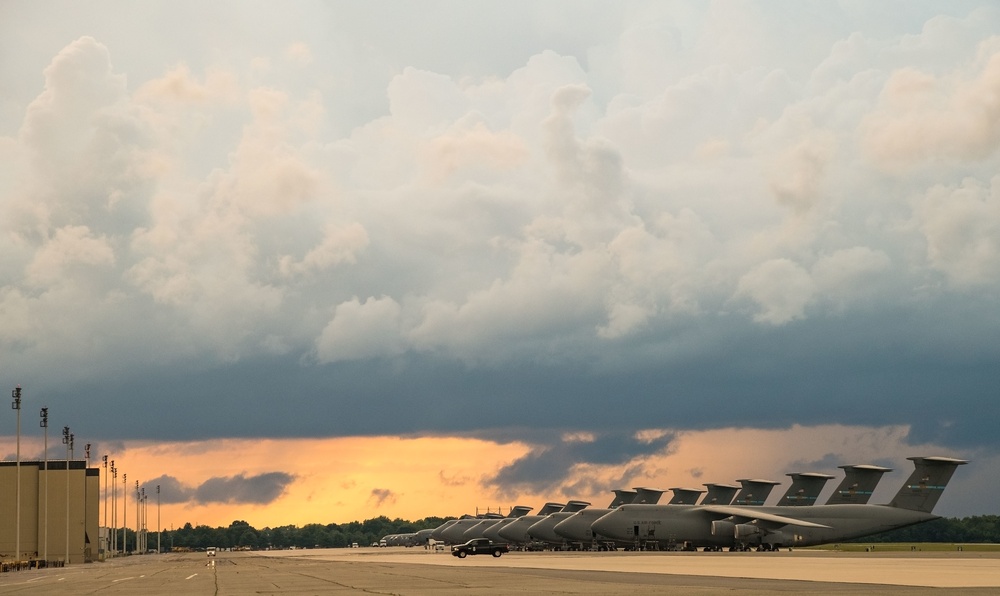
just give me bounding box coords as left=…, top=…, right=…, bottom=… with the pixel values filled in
left=430, top=506, right=534, bottom=544
left=553, top=472, right=832, bottom=548
left=590, top=456, right=966, bottom=551
left=494, top=502, right=567, bottom=544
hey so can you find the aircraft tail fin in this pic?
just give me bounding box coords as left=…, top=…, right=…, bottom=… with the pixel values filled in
left=506, top=505, right=533, bottom=518
left=560, top=500, right=590, bottom=513
left=537, top=502, right=565, bottom=516
left=607, top=489, right=637, bottom=508
left=888, top=456, right=967, bottom=513
left=733, top=478, right=781, bottom=506
left=667, top=487, right=705, bottom=505
left=824, top=464, right=892, bottom=505
left=631, top=487, right=665, bottom=504
left=700, top=483, right=740, bottom=505
left=779, top=472, right=835, bottom=506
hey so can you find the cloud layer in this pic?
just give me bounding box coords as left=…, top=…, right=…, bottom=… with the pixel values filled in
left=1, top=2, right=998, bottom=492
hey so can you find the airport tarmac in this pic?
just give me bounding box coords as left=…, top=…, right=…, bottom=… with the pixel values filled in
left=1, top=547, right=998, bottom=595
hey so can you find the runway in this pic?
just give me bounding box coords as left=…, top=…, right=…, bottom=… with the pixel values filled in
left=0, top=547, right=997, bottom=595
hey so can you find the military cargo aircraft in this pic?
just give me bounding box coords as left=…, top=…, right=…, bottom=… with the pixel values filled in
left=494, top=502, right=565, bottom=544
left=525, top=501, right=591, bottom=545
left=590, top=456, right=966, bottom=551
left=437, top=514, right=504, bottom=544
left=552, top=488, right=665, bottom=547
left=432, top=506, right=535, bottom=545
left=460, top=506, right=532, bottom=541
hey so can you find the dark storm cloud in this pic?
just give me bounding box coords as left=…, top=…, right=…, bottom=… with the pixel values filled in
left=140, top=475, right=193, bottom=504
left=483, top=431, right=676, bottom=495
left=136, top=473, right=295, bottom=505
left=193, top=472, right=296, bottom=505
left=557, top=463, right=650, bottom=504
left=368, top=488, right=396, bottom=507
left=35, top=295, right=999, bottom=458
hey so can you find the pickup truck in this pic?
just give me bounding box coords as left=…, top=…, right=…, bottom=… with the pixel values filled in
left=451, top=538, right=509, bottom=558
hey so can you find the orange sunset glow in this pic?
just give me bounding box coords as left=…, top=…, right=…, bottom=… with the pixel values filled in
left=3, top=423, right=977, bottom=532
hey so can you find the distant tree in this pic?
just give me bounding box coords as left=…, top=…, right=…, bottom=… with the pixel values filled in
left=238, top=529, right=259, bottom=549
left=327, top=529, right=347, bottom=548
left=228, top=520, right=254, bottom=547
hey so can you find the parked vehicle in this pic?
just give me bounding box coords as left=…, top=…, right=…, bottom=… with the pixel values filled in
left=451, top=538, right=509, bottom=558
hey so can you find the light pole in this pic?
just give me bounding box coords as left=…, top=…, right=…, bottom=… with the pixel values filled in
left=135, top=480, right=139, bottom=555
left=141, top=488, right=146, bottom=553
left=110, top=462, right=116, bottom=556
left=157, top=485, right=161, bottom=554
left=12, top=386, right=22, bottom=563
left=102, top=455, right=108, bottom=558
left=139, top=487, right=144, bottom=553
left=84, top=443, right=90, bottom=560
left=122, top=473, right=127, bottom=554
left=61, top=426, right=72, bottom=564
left=40, top=407, right=49, bottom=564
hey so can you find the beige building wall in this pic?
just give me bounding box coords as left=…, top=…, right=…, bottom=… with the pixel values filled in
left=0, top=461, right=99, bottom=565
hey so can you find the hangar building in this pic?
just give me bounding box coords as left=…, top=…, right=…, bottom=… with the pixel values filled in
left=0, top=460, right=99, bottom=565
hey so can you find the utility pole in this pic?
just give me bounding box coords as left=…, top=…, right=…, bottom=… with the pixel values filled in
left=12, top=386, right=22, bottom=563
left=40, top=407, right=49, bottom=564
left=157, top=485, right=161, bottom=554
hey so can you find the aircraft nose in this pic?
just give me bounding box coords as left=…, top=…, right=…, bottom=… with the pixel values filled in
left=553, top=516, right=576, bottom=539
left=590, top=511, right=621, bottom=540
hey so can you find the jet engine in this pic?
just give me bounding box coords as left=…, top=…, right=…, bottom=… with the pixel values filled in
left=734, top=523, right=763, bottom=540
left=711, top=520, right=735, bottom=537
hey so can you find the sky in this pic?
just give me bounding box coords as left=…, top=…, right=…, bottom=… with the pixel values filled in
left=1, top=1, right=999, bottom=531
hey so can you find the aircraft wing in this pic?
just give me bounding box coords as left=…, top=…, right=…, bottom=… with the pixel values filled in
left=699, top=505, right=832, bottom=529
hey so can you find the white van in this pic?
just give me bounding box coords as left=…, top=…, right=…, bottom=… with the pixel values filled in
left=206, top=547, right=217, bottom=557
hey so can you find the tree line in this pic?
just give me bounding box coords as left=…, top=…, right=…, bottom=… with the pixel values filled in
left=855, top=515, right=1000, bottom=543
left=156, top=516, right=446, bottom=551
left=146, top=515, right=999, bottom=551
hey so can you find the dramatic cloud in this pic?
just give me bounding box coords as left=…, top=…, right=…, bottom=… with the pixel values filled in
left=139, top=472, right=295, bottom=505
left=1, top=1, right=998, bottom=520
left=485, top=431, right=675, bottom=497
left=368, top=488, right=397, bottom=508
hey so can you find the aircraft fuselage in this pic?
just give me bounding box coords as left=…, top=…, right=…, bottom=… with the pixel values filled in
left=590, top=503, right=939, bottom=549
